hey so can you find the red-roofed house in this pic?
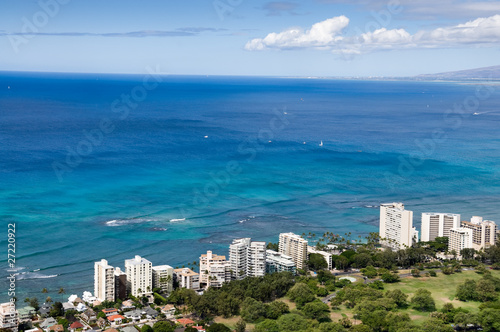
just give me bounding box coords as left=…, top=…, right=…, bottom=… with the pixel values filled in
left=107, top=314, right=125, bottom=324
left=192, top=326, right=206, bottom=332
left=102, top=308, right=119, bottom=316
left=176, top=318, right=195, bottom=326
left=69, top=321, right=84, bottom=331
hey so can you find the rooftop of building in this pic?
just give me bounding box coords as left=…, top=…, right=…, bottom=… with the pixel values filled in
left=125, top=255, right=151, bottom=266
left=174, top=268, right=199, bottom=276
left=152, top=265, right=174, bottom=271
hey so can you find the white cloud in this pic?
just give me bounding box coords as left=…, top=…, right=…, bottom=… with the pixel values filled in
left=244, top=15, right=349, bottom=50
left=245, top=14, right=500, bottom=54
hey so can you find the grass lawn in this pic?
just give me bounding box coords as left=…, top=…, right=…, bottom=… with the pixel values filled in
left=383, top=269, right=500, bottom=321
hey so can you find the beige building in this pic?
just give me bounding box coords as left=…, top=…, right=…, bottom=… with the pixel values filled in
left=125, top=255, right=152, bottom=297
left=380, top=203, right=416, bottom=250
left=152, top=265, right=174, bottom=294
left=460, top=216, right=497, bottom=250
left=279, top=232, right=308, bottom=270
left=173, top=268, right=200, bottom=290
left=421, top=213, right=461, bottom=242
left=94, top=259, right=115, bottom=302
left=0, top=302, right=18, bottom=332
left=448, top=228, right=473, bottom=254
left=199, top=251, right=231, bottom=288
left=229, top=238, right=266, bottom=280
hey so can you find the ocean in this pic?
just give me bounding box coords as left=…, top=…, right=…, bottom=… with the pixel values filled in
left=0, top=72, right=499, bottom=302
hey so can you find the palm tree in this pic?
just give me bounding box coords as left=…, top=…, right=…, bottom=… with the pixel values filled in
left=46, top=296, right=52, bottom=304
left=42, top=288, right=48, bottom=294
left=58, top=288, right=65, bottom=301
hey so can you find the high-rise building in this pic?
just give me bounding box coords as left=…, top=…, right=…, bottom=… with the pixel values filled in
left=421, top=213, right=461, bottom=242
left=125, top=255, right=152, bottom=297
left=266, top=250, right=296, bottom=274
left=448, top=228, right=473, bottom=254
left=152, top=265, right=174, bottom=294
left=199, top=251, right=231, bottom=288
left=229, top=238, right=266, bottom=280
left=114, top=267, right=127, bottom=300
left=278, top=233, right=308, bottom=270
left=0, top=303, right=18, bottom=332
left=460, top=216, right=497, bottom=250
left=173, top=268, right=200, bottom=290
left=379, top=203, right=416, bottom=250
left=94, top=259, right=115, bottom=302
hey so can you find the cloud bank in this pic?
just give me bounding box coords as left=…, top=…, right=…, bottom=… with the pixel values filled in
left=245, top=14, right=500, bottom=54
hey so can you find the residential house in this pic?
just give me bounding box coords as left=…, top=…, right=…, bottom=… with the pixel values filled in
left=49, top=325, right=64, bottom=332
left=62, top=302, right=76, bottom=312
left=69, top=321, right=84, bottom=332
left=107, top=315, right=125, bottom=325
left=96, top=317, right=107, bottom=329
left=39, top=317, right=58, bottom=330
left=102, top=308, right=119, bottom=317
left=120, top=326, right=138, bottom=332
left=38, top=303, right=53, bottom=317
left=176, top=318, right=195, bottom=326
left=192, top=327, right=206, bottom=332
left=160, top=304, right=176, bottom=319
left=81, top=309, right=96, bottom=323
left=17, top=306, right=35, bottom=322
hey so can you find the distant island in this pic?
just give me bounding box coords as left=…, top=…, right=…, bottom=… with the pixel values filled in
left=415, top=65, right=500, bottom=81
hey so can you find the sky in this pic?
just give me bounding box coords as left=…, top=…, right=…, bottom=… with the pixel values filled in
left=0, top=0, right=499, bottom=76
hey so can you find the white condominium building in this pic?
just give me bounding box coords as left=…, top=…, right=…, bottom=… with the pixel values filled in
left=266, top=250, right=296, bottom=274
left=199, top=250, right=231, bottom=288
left=94, top=259, right=115, bottom=302
left=174, top=268, right=200, bottom=290
left=460, top=216, right=497, bottom=250
left=421, top=213, right=461, bottom=242
left=125, top=255, right=152, bottom=297
left=152, top=265, right=174, bottom=294
left=380, top=203, right=416, bottom=250
left=229, top=238, right=266, bottom=280
left=449, top=228, right=473, bottom=254
left=279, top=232, right=308, bottom=270
left=0, top=303, right=18, bottom=332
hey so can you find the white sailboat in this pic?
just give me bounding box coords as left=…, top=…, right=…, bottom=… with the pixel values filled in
left=319, top=140, right=323, bottom=147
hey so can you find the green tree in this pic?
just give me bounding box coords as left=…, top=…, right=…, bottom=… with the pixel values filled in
left=301, top=301, right=330, bottom=321
left=456, top=279, right=477, bottom=301
left=475, top=278, right=497, bottom=302
left=287, top=283, right=315, bottom=308
left=49, top=302, right=64, bottom=317
left=318, top=322, right=346, bottom=332
left=460, top=248, right=476, bottom=260
left=264, top=301, right=289, bottom=320
left=307, top=253, right=328, bottom=271
left=479, top=308, right=500, bottom=332
left=353, top=253, right=373, bottom=268
left=422, top=318, right=454, bottom=332
left=381, top=272, right=399, bottom=283
left=206, top=323, right=231, bottom=332
left=240, top=297, right=266, bottom=322
left=385, top=289, right=408, bottom=307
left=276, top=314, right=309, bottom=331
left=97, top=311, right=106, bottom=319
left=142, top=324, right=154, bottom=332
left=254, top=319, right=279, bottom=332
left=152, top=321, right=175, bottom=332
left=42, top=288, right=48, bottom=294
left=360, top=266, right=378, bottom=279
left=410, top=289, right=436, bottom=312
left=235, top=319, right=246, bottom=332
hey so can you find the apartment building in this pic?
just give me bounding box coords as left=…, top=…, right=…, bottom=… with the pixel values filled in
left=380, top=203, right=417, bottom=250
left=266, top=250, right=296, bottom=274
left=229, top=238, right=266, bottom=280
left=94, top=259, right=115, bottom=302
left=125, top=255, right=152, bottom=297
left=173, top=268, right=200, bottom=290
left=278, top=233, right=308, bottom=270
left=460, top=216, right=497, bottom=250
left=421, top=213, right=461, bottom=242
left=152, top=265, right=174, bottom=294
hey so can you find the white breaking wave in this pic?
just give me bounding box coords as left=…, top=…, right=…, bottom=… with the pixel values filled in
left=169, top=218, right=186, bottom=222
left=15, top=272, right=58, bottom=280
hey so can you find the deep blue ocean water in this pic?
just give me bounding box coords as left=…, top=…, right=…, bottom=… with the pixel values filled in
left=0, top=72, right=499, bottom=301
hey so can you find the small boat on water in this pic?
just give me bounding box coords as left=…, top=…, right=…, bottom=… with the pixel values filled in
left=319, top=140, right=323, bottom=147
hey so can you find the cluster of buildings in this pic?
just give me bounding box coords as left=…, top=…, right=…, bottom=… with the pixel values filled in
left=93, top=233, right=334, bottom=300
left=379, top=202, right=498, bottom=256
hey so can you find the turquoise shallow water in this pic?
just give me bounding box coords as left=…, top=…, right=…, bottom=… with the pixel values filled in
left=0, top=73, right=499, bottom=301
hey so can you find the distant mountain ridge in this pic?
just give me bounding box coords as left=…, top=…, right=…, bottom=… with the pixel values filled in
left=416, top=65, right=500, bottom=80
